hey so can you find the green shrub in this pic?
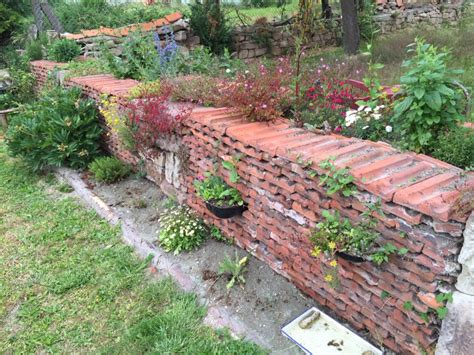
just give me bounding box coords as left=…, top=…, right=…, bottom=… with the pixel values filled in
left=0, top=3, right=21, bottom=45
left=189, top=2, right=231, bottom=55
left=48, top=39, right=82, bottom=62
left=0, top=53, right=35, bottom=109
left=430, top=127, right=474, bottom=169
left=392, top=38, right=465, bottom=152
left=158, top=206, right=208, bottom=254
left=52, top=0, right=174, bottom=33
left=89, top=156, right=131, bottom=183
left=6, top=86, right=102, bottom=171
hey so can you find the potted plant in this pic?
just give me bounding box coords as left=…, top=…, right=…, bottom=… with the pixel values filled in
left=310, top=206, right=409, bottom=266
left=310, top=210, right=376, bottom=263
left=194, top=173, right=246, bottom=219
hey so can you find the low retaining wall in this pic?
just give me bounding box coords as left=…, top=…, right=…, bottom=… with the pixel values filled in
left=30, top=60, right=473, bottom=354
left=374, top=2, right=463, bottom=33
left=232, top=19, right=339, bottom=59
left=61, top=12, right=199, bottom=58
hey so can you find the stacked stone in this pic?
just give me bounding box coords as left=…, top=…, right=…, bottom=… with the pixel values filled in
left=61, top=12, right=200, bottom=58
left=233, top=19, right=339, bottom=59
left=374, top=3, right=462, bottom=33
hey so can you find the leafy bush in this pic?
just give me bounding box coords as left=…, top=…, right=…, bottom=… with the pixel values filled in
left=48, top=39, right=82, bottom=62
left=392, top=39, right=465, bottom=152
left=430, top=127, right=474, bottom=169
left=0, top=3, right=21, bottom=45
left=0, top=54, right=35, bottom=109
left=158, top=205, right=208, bottom=254
left=194, top=173, right=244, bottom=207
left=6, top=86, right=102, bottom=171
left=65, top=59, right=110, bottom=78
left=104, top=29, right=178, bottom=81
left=25, top=35, right=48, bottom=61
left=189, top=1, right=231, bottom=55
left=241, top=0, right=275, bottom=8
left=52, top=0, right=174, bottom=33
left=89, top=156, right=131, bottom=183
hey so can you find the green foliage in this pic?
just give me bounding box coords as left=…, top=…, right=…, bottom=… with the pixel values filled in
left=318, top=158, right=356, bottom=197
left=158, top=205, right=208, bottom=254
left=210, top=225, right=228, bottom=242
left=0, top=54, right=35, bottom=109
left=25, top=35, right=49, bottom=61
left=194, top=173, right=244, bottom=207
left=404, top=292, right=453, bottom=324
left=357, top=0, right=379, bottom=42
left=65, top=58, right=110, bottom=78
left=103, top=30, right=178, bottom=81
left=392, top=38, right=465, bottom=152
left=89, top=156, right=131, bottom=183
left=310, top=210, right=379, bottom=258
left=370, top=243, right=408, bottom=265
left=430, top=126, right=474, bottom=169
left=222, top=155, right=242, bottom=183
left=0, top=3, right=21, bottom=44
left=52, top=0, right=175, bottom=34
left=189, top=1, right=232, bottom=55
left=0, top=143, right=263, bottom=354
left=218, top=252, right=249, bottom=289
left=6, top=86, right=102, bottom=171
left=48, top=39, right=82, bottom=62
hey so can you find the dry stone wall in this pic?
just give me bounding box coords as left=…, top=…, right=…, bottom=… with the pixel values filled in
left=30, top=60, right=474, bottom=354
left=374, top=1, right=463, bottom=33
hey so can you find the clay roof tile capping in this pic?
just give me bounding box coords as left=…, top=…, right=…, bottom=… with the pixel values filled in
left=61, top=11, right=182, bottom=40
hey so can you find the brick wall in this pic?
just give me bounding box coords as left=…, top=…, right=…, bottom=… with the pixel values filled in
left=30, top=61, right=473, bottom=354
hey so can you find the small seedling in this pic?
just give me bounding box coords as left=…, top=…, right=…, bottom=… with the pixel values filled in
left=318, top=157, right=356, bottom=197
left=218, top=252, right=248, bottom=289
left=132, top=198, right=147, bottom=209
left=210, top=226, right=227, bottom=243
left=57, top=182, right=74, bottom=193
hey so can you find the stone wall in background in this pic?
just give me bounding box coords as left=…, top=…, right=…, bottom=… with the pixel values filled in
left=374, top=2, right=463, bottom=33
left=232, top=19, right=340, bottom=60
left=61, top=12, right=199, bottom=58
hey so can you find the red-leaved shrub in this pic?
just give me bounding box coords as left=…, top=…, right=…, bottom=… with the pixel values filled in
left=125, top=84, right=191, bottom=150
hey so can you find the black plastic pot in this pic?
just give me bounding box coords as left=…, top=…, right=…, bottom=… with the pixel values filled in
left=205, top=201, right=246, bottom=219
left=335, top=251, right=366, bottom=263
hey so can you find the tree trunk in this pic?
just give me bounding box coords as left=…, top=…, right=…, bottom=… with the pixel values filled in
left=321, top=0, right=332, bottom=19
left=340, top=0, right=360, bottom=55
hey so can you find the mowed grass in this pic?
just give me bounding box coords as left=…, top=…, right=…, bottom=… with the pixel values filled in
left=0, top=139, right=264, bottom=354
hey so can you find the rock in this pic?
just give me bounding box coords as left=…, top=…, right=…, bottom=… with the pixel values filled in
left=174, top=30, right=187, bottom=42
left=457, top=213, right=474, bottom=295
left=436, top=291, right=474, bottom=355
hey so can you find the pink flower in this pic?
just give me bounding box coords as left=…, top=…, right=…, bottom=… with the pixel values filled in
left=334, top=126, right=342, bottom=133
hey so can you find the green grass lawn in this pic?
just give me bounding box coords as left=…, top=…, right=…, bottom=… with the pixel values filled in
left=0, top=138, right=264, bottom=354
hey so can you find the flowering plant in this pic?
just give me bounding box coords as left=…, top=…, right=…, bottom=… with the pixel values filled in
left=158, top=205, right=208, bottom=254
left=344, top=104, right=393, bottom=141
left=310, top=210, right=379, bottom=260
left=219, top=58, right=293, bottom=122
left=299, top=57, right=361, bottom=131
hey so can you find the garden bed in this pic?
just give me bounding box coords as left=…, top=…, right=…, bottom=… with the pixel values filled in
left=26, top=59, right=474, bottom=354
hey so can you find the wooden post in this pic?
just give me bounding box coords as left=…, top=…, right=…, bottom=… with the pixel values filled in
left=341, top=0, right=360, bottom=55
